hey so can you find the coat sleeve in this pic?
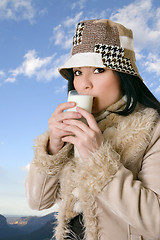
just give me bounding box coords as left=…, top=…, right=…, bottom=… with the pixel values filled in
left=25, top=131, right=73, bottom=210
left=96, top=120, right=160, bottom=239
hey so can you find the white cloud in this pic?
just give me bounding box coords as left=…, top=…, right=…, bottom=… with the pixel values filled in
left=5, top=77, right=16, bottom=83
left=144, top=53, right=160, bottom=76
left=5, top=50, right=70, bottom=83
left=33, top=52, right=70, bottom=81
left=13, top=50, right=54, bottom=76
left=110, top=0, right=160, bottom=52
left=0, top=71, right=5, bottom=85
left=156, top=8, right=160, bottom=28
left=155, top=86, right=160, bottom=94
left=109, top=0, right=160, bottom=93
left=50, top=0, right=160, bottom=55
left=0, top=0, right=35, bottom=23
left=52, top=24, right=64, bottom=46
left=51, top=12, right=83, bottom=49
left=39, top=8, right=47, bottom=16
left=55, top=81, right=67, bottom=94
left=9, top=50, right=57, bottom=81
left=71, top=0, right=86, bottom=10
left=53, top=52, right=70, bottom=67
left=93, top=10, right=108, bottom=19
left=135, top=52, right=145, bottom=61
left=0, top=70, right=5, bottom=77
left=64, top=12, right=83, bottom=27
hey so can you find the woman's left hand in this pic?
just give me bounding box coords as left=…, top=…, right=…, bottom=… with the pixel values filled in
left=62, top=107, right=103, bottom=161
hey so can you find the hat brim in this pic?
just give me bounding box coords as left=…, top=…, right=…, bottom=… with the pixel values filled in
left=58, top=52, right=105, bottom=80
left=58, top=51, right=143, bottom=81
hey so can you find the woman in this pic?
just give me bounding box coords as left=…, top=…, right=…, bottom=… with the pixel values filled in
left=25, top=19, right=160, bottom=240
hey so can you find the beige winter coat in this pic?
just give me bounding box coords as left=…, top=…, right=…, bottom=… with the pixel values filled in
left=25, top=99, right=160, bottom=240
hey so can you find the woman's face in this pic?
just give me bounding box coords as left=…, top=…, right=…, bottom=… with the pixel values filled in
left=73, top=67, right=122, bottom=114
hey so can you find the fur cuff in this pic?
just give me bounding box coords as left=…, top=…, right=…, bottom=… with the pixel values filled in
left=33, top=131, right=73, bottom=176
left=76, top=141, right=121, bottom=197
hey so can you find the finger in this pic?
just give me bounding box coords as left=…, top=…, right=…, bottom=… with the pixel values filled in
left=64, top=124, right=84, bottom=137
left=55, top=102, right=76, bottom=113
left=60, top=111, right=82, bottom=121
left=62, top=134, right=96, bottom=150
left=64, top=124, right=98, bottom=146
left=63, top=119, right=91, bottom=133
left=62, top=135, right=77, bottom=145
left=76, top=107, right=100, bottom=131
left=49, top=122, right=67, bottom=130
left=55, top=129, right=75, bottom=138
left=49, top=120, right=74, bottom=132
left=64, top=121, right=100, bottom=146
left=50, top=111, right=82, bottom=124
left=50, top=126, right=74, bottom=139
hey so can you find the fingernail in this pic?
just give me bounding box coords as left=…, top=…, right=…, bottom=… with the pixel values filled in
left=71, top=102, right=76, bottom=106
left=77, top=113, right=82, bottom=118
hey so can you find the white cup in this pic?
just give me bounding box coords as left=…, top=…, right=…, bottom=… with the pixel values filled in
left=67, top=90, right=93, bottom=113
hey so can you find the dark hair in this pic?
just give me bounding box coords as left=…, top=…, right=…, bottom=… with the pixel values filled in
left=67, top=69, right=75, bottom=93
left=67, top=69, right=160, bottom=116
left=116, top=72, right=160, bottom=116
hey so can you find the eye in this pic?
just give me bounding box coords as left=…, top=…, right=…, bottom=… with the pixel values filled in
left=73, top=70, right=82, bottom=76
left=94, top=68, right=105, bottom=74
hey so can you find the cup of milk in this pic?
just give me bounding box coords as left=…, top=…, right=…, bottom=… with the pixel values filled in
left=67, top=90, right=93, bottom=113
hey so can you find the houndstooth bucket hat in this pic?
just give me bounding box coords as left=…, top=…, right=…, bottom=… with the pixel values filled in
left=58, top=19, right=142, bottom=80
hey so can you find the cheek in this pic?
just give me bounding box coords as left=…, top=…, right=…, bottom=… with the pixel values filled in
left=99, top=77, right=122, bottom=104
left=107, top=74, right=121, bottom=95
left=73, top=79, right=79, bottom=91
left=101, top=79, right=119, bottom=95
left=108, top=81, right=120, bottom=94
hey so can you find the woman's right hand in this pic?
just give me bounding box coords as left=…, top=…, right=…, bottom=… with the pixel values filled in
left=48, top=102, right=82, bottom=155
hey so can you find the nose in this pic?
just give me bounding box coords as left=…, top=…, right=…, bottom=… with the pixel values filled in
left=81, top=74, right=93, bottom=92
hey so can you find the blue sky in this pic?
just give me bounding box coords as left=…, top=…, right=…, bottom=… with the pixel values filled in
left=0, top=0, right=160, bottom=216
